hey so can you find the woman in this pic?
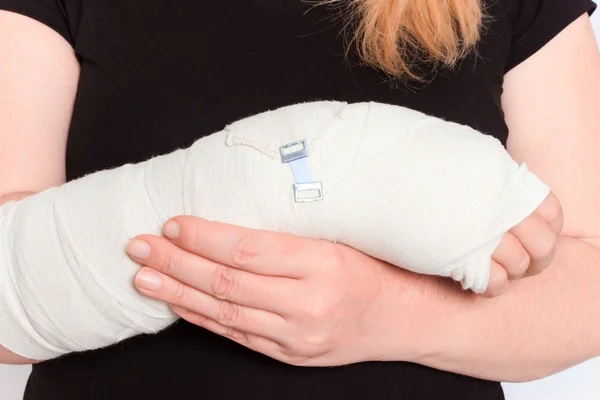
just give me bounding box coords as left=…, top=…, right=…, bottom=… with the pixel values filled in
left=0, top=0, right=599, bottom=399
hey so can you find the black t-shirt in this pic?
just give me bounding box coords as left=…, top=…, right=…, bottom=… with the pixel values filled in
left=0, top=0, right=596, bottom=399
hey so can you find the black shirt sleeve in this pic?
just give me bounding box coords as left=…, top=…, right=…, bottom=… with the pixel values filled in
left=0, top=0, right=81, bottom=47
left=505, top=0, right=597, bottom=72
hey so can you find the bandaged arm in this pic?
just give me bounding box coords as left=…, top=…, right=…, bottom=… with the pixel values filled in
left=0, top=101, right=550, bottom=361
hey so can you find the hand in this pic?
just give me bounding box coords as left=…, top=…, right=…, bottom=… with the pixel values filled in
left=125, top=218, right=418, bottom=366
left=485, top=191, right=563, bottom=297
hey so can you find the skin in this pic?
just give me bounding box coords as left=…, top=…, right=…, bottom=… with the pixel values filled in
left=125, top=13, right=600, bottom=382
left=125, top=212, right=560, bottom=369
left=0, top=10, right=79, bottom=365
left=0, top=11, right=595, bottom=383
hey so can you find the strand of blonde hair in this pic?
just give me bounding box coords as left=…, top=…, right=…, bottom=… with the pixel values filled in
left=324, top=0, right=483, bottom=79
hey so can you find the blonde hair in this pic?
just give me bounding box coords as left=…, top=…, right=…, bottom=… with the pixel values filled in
left=330, top=0, right=484, bottom=79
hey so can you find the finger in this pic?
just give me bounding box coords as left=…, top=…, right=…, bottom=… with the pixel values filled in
left=127, top=235, right=296, bottom=314
left=170, top=306, right=284, bottom=359
left=510, top=212, right=557, bottom=276
left=491, top=231, right=530, bottom=280
left=134, top=267, right=287, bottom=340
left=161, top=216, right=336, bottom=278
left=481, top=260, right=509, bottom=298
left=533, top=192, right=564, bottom=234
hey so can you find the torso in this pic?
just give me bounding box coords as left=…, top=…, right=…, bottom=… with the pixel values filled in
left=29, top=1, right=512, bottom=398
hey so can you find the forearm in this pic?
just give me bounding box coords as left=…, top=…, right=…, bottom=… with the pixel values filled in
left=404, top=236, right=600, bottom=382
left=0, top=155, right=186, bottom=360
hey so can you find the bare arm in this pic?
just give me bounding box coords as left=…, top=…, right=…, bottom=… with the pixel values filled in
left=0, top=10, right=79, bottom=364
left=402, top=14, right=600, bottom=382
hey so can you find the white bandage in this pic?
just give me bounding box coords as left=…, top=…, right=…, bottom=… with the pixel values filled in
left=0, top=101, right=549, bottom=360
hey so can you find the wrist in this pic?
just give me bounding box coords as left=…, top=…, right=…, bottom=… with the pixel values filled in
left=372, top=266, right=444, bottom=363
left=375, top=266, right=479, bottom=366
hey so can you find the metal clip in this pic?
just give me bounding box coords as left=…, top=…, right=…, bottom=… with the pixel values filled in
left=294, top=182, right=324, bottom=203
left=280, top=139, right=324, bottom=203
left=280, top=139, right=309, bottom=163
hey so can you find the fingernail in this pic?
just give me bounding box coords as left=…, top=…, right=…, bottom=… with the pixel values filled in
left=136, top=270, right=162, bottom=291
left=163, top=220, right=180, bottom=240
left=519, top=256, right=530, bottom=272
left=127, top=240, right=151, bottom=260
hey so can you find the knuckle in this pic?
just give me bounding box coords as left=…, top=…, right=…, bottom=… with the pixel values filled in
left=230, top=235, right=257, bottom=267
left=283, top=333, right=331, bottom=364
left=284, top=354, right=313, bottom=367
left=328, top=243, right=345, bottom=266
left=162, top=252, right=179, bottom=276
left=217, top=300, right=242, bottom=327
left=307, top=296, right=333, bottom=322
left=211, top=265, right=237, bottom=300
left=171, top=281, right=188, bottom=303
left=226, top=326, right=249, bottom=343
left=319, top=241, right=344, bottom=271
left=301, top=332, right=330, bottom=350
left=188, top=312, right=210, bottom=327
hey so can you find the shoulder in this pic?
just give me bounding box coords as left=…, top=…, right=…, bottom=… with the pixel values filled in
left=0, top=0, right=85, bottom=47
left=493, top=0, right=596, bottom=71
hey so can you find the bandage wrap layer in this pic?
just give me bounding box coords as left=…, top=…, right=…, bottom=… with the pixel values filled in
left=0, top=102, right=550, bottom=360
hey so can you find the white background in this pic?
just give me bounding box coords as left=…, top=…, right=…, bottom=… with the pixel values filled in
left=1, top=9, right=600, bottom=400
